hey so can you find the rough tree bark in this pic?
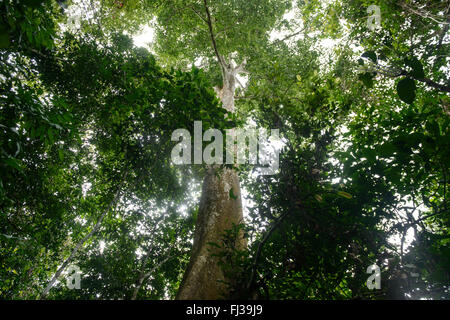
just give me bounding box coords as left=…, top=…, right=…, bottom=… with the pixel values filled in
left=175, top=165, right=245, bottom=299
left=176, top=0, right=247, bottom=299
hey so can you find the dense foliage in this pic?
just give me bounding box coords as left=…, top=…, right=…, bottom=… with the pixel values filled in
left=1, top=0, right=448, bottom=299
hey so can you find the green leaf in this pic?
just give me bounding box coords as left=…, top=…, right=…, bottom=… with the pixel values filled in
left=425, top=120, right=440, bottom=137
left=229, top=188, right=238, bottom=200
left=378, top=142, right=396, bottom=157
left=207, top=241, right=221, bottom=248
left=0, top=33, right=10, bottom=48
left=2, top=158, right=22, bottom=171
left=337, top=191, right=352, bottom=199
left=47, top=128, right=55, bottom=144
left=24, top=0, right=46, bottom=8
left=396, top=78, right=416, bottom=104
left=358, top=72, right=374, bottom=88
left=405, top=57, right=425, bottom=79
left=58, top=149, right=64, bottom=162
left=26, top=28, right=33, bottom=44
left=362, top=51, right=377, bottom=63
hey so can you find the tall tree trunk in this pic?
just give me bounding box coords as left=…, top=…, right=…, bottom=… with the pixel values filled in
left=176, top=64, right=246, bottom=299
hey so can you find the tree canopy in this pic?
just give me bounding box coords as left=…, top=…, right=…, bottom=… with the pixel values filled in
left=0, top=0, right=448, bottom=300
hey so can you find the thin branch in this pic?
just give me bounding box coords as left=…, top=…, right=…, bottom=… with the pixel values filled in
left=434, top=4, right=450, bottom=69
left=413, top=75, right=450, bottom=93
left=399, top=2, right=450, bottom=25
left=190, top=5, right=207, bottom=23
left=246, top=211, right=290, bottom=291
left=234, top=58, right=248, bottom=74
left=131, top=210, right=169, bottom=299
left=278, top=27, right=306, bottom=42
left=27, top=48, right=64, bottom=62
left=367, top=61, right=450, bottom=93
left=40, top=175, right=127, bottom=299
left=235, top=76, right=244, bottom=88
left=0, top=233, right=29, bottom=241
left=203, top=0, right=226, bottom=70
left=131, top=253, right=174, bottom=300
